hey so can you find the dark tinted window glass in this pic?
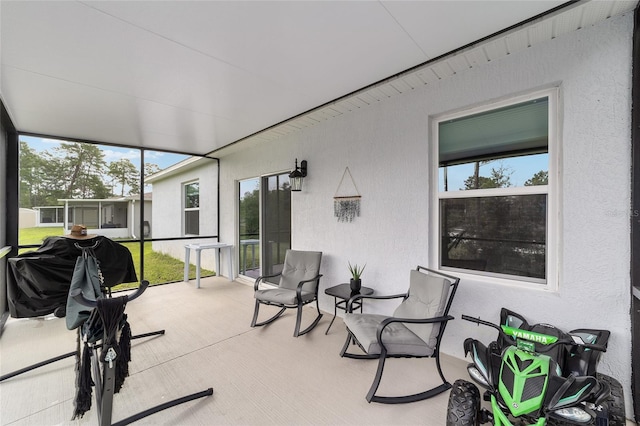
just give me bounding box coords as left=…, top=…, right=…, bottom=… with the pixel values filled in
left=441, top=194, right=546, bottom=280
left=185, top=210, right=199, bottom=235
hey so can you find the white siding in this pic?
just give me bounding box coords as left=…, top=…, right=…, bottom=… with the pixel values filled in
left=18, top=208, right=37, bottom=228
left=219, top=13, right=634, bottom=415
left=151, top=161, right=220, bottom=271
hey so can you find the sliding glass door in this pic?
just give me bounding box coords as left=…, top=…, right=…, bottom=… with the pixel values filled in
left=262, top=173, right=291, bottom=282
left=238, top=173, right=291, bottom=282
left=239, top=178, right=260, bottom=278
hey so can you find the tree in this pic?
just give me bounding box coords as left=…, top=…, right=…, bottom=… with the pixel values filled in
left=144, top=162, right=161, bottom=178
left=19, top=142, right=75, bottom=206
left=240, top=188, right=259, bottom=239
left=525, top=170, right=548, bottom=186
left=108, top=158, right=139, bottom=196
left=19, top=141, right=46, bottom=208
left=463, top=163, right=513, bottom=189
left=52, top=142, right=109, bottom=198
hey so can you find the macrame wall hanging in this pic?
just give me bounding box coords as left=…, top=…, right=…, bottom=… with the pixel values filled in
left=334, top=167, right=361, bottom=222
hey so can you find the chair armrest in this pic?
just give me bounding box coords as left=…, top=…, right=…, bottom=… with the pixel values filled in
left=376, top=314, right=455, bottom=351
left=254, top=273, right=282, bottom=291
left=295, top=274, right=323, bottom=300
left=346, top=293, right=408, bottom=313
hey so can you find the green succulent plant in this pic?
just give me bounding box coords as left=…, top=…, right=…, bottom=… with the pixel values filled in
left=348, top=262, right=366, bottom=280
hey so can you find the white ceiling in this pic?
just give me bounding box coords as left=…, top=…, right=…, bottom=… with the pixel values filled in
left=0, top=1, right=635, bottom=156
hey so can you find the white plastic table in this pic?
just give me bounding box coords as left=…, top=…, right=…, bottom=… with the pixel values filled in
left=184, top=243, right=233, bottom=288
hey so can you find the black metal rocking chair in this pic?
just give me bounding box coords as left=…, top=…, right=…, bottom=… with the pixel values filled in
left=340, top=266, right=460, bottom=403
left=250, top=250, right=323, bottom=337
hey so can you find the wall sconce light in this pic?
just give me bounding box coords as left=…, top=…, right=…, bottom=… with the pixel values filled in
left=289, top=159, right=307, bottom=192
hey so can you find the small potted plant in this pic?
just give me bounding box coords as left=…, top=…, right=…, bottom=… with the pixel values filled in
left=348, top=262, right=366, bottom=292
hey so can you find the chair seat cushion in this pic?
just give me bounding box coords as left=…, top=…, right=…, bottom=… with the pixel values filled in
left=343, top=313, right=434, bottom=356
left=255, top=287, right=315, bottom=305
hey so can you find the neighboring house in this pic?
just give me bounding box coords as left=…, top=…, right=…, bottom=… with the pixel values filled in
left=32, top=206, right=64, bottom=227
left=125, top=193, right=153, bottom=239
left=146, top=156, right=219, bottom=270
left=35, top=195, right=152, bottom=239
left=18, top=208, right=36, bottom=228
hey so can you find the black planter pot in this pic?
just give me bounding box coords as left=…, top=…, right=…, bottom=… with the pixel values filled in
left=350, top=278, right=362, bottom=292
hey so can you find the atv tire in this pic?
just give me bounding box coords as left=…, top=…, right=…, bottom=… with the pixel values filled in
left=597, top=373, right=626, bottom=426
left=446, top=379, right=481, bottom=426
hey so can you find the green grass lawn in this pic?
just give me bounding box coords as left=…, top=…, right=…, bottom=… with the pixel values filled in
left=19, top=226, right=64, bottom=245
left=18, top=227, right=214, bottom=291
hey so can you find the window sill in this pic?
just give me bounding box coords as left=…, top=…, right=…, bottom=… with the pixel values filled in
left=439, top=266, right=556, bottom=292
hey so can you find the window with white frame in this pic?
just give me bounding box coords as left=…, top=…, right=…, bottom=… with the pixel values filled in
left=184, top=181, right=200, bottom=235
left=435, top=89, right=557, bottom=285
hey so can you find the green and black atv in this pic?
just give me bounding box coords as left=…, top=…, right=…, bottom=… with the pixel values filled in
left=446, top=308, right=625, bottom=425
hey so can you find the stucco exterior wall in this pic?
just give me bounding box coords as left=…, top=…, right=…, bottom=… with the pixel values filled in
left=130, top=199, right=152, bottom=239
left=219, top=13, right=634, bottom=416
left=151, top=161, right=220, bottom=271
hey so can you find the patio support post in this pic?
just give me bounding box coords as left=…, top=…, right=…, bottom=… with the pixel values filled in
left=631, top=3, right=640, bottom=423
left=63, top=200, right=69, bottom=233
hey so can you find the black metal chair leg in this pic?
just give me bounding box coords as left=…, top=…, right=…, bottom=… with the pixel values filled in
left=294, top=304, right=323, bottom=337
left=367, top=354, right=452, bottom=404
left=250, top=299, right=260, bottom=327
left=251, top=302, right=286, bottom=328
left=340, top=332, right=352, bottom=356
left=293, top=304, right=303, bottom=337
left=435, top=349, right=449, bottom=385
left=366, top=352, right=387, bottom=403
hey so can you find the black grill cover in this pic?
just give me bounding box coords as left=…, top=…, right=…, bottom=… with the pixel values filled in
left=7, top=236, right=137, bottom=318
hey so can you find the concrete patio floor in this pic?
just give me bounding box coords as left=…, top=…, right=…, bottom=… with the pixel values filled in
left=0, top=277, right=469, bottom=425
